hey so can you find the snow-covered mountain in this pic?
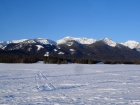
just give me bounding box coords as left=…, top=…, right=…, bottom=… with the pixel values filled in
left=1, top=37, right=140, bottom=49
left=0, top=39, right=28, bottom=46
left=121, top=40, right=140, bottom=52
left=0, top=39, right=28, bottom=49
left=1, top=36, right=140, bottom=60
left=102, top=38, right=117, bottom=47
left=122, top=40, right=140, bottom=49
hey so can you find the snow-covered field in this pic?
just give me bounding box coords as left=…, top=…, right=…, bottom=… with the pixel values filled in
left=0, top=64, right=140, bottom=105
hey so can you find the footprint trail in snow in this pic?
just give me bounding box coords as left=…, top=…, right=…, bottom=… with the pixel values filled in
left=35, top=72, right=56, bottom=91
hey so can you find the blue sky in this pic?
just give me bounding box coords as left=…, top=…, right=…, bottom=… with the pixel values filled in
left=0, top=0, right=140, bottom=42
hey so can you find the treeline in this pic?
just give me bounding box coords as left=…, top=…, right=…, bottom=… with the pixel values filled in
left=0, top=55, right=43, bottom=63
left=1, top=54, right=140, bottom=64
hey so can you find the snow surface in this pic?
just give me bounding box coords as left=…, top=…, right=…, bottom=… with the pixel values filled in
left=44, top=52, right=49, bottom=56
left=54, top=49, right=58, bottom=52
left=36, top=45, right=44, bottom=51
left=58, top=52, right=65, bottom=55
left=0, top=64, right=140, bottom=105
left=102, top=38, right=117, bottom=47
left=70, top=49, right=75, bottom=51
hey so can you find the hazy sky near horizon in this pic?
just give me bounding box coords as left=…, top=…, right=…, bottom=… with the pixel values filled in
left=0, top=0, right=140, bottom=42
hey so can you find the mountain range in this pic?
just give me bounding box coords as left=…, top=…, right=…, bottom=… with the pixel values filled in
left=1, top=36, right=140, bottom=61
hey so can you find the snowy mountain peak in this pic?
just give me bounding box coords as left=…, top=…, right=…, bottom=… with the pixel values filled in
left=34, top=38, right=56, bottom=45
left=64, top=36, right=73, bottom=39
left=57, top=36, right=96, bottom=45
left=23, top=39, right=36, bottom=44
left=0, top=39, right=28, bottom=46
left=74, top=37, right=96, bottom=44
left=122, top=40, right=139, bottom=49
left=56, top=36, right=73, bottom=45
left=10, top=39, right=28, bottom=43
left=102, top=38, right=117, bottom=47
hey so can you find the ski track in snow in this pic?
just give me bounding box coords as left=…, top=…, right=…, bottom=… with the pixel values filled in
left=0, top=64, right=140, bottom=105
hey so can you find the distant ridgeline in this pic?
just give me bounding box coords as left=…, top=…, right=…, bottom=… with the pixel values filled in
left=1, top=37, right=140, bottom=64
